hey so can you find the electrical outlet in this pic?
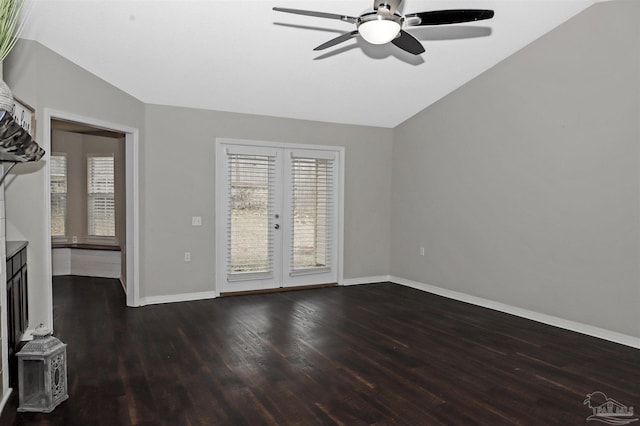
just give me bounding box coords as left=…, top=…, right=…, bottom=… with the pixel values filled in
left=192, top=216, right=202, bottom=226
left=184, top=252, right=191, bottom=262
left=72, top=236, right=78, bottom=244
left=420, top=247, right=425, bottom=256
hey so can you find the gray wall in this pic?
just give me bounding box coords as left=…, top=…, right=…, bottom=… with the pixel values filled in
left=391, top=1, right=640, bottom=338
left=144, top=105, right=393, bottom=297
left=4, top=40, right=145, bottom=328
left=4, top=40, right=393, bottom=315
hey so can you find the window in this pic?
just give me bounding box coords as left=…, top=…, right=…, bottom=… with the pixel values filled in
left=50, top=153, right=68, bottom=238
left=87, top=155, right=115, bottom=237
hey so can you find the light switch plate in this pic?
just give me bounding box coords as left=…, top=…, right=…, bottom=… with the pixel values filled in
left=192, top=216, right=202, bottom=226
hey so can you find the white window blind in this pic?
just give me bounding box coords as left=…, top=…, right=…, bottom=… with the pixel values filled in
left=50, top=154, right=68, bottom=238
left=87, top=155, right=115, bottom=237
left=290, top=156, right=334, bottom=273
left=227, top=153, right=276, bottom=277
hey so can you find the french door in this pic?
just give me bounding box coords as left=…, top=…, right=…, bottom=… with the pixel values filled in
left=216, top=140, right=342, bottom=294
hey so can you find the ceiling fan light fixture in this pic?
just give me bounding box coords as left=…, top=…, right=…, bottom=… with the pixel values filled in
left=358, top=14, right=402, bottom=44
left=273, top=5, right=495, bottom=55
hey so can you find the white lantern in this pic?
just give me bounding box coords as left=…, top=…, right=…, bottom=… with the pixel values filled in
left=16, top=327, right=68, bottom=413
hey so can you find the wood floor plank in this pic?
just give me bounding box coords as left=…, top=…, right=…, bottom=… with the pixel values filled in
left=1, top=278, right=639, bottom=425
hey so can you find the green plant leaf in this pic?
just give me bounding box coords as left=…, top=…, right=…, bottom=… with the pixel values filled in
left=0, top=0, right=25, bottom=63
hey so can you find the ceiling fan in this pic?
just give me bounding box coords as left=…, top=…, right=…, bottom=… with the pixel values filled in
left=273, top=0, right=494, bottom=55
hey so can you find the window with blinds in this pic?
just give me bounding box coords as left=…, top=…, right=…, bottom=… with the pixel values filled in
left=227, top=153, right=275, bottom=276
left=87, top=155, right=115, bottom=237
left=290, top=156, right=334, bottom=274
left=50, top=154, right=68, bottom=238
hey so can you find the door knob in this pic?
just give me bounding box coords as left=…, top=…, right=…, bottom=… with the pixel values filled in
left=274, top=224, right=280, bottom=230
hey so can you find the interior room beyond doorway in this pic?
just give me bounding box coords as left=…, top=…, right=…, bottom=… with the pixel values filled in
left=49, top=119, right=126, bottom=282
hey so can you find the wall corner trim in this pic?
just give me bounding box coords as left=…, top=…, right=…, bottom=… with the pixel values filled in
left=390, top=276, right=640, bottom=350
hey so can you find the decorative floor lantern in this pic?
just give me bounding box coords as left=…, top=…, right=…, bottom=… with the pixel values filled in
left=16, top=327, right=68, bottom=413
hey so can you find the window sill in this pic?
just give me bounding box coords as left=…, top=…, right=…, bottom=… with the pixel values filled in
left=51, top=243, right=121, bottom=252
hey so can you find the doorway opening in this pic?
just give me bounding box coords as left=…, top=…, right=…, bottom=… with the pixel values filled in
left=43, top=110, right=139, bottom=324
left=50, top=119, right=126, bottom=282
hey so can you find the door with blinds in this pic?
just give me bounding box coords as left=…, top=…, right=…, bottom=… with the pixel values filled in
left=216, top=141, right=341, bottom=294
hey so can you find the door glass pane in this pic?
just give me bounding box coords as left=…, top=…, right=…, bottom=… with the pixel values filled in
left=291, top=157, right=333, bottom=271
left=228, top=154, right=275, bottom=274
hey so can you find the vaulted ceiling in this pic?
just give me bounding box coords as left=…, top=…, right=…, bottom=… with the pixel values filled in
left=22, top=0, right=601, bottom=128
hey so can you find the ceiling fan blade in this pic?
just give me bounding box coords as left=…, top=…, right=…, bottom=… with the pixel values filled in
left=391, top=30, right=425, bottom=55
left=405, top=9, right=494, bottom=26
left=273, top=7, right=358, bottom=24
left=314, top=31, right=359, bottom=51
left=373, top=0, right=402, bottom=14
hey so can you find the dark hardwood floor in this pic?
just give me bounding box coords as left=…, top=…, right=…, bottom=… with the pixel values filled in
left=2, top=276, right=639, bottom=425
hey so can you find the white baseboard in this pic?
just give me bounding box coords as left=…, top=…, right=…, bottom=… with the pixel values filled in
left=135, top=273, right=639, bottom=349
left=140, top=290, right=217, bottom=306
left=342, top=275, right=391, bottom=286
left=139, top=276, right=388, bottom=304
left=390, top=276, right=640, bottom=349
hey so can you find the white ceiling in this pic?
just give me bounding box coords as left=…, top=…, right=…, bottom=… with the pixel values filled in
left=21, top=0, right=599, bottom=128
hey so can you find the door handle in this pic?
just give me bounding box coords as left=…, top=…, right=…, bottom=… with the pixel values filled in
left=274, top=224, right=280, bottom=230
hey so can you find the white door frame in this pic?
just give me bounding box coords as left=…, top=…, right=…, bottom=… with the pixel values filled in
left=215, top=138, right=345, bottom=296
left=43, top=109, right=140, bottom=324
